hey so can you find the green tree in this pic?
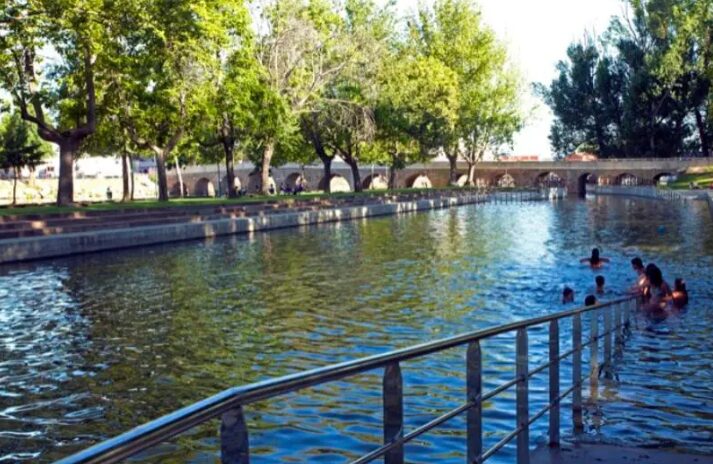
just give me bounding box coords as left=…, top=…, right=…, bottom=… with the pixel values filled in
left=254, top=0, right=349, bottom=195
left=0, top=0, right=103, bottom=205
left=375, top=55, right=459, bottom=188
left=0, top=112, right=51, bottom=204
left=110, top=0, right=250, bottom=201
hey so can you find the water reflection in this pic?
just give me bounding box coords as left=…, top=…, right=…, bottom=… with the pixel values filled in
left=0, top=196, right=711, bottom=462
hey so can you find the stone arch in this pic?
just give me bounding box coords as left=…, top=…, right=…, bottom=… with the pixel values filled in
left=493, top=173, right=516, bottom=188
left=362, top=173, right=388, bottom=190
left=223, top=175, right=242, bottom=193
left=318, top=173, right=351, bottom=193
left=615, top=173, right=639, bottom=186
left=653, top=172, right=674, bottom=185
left=283, top=172, right=308, bottom=192
left=535, top=171, right=565, bottom=188
left=577, top=172, right=598, bottom=197
left=247, top=172, right=277, bottom=194
left=169, top=182, right=187, bottom=198
left=456, top=174, right=488, bottom=188
left=194, top=177, right=216, bottom=197
left=405, top=173, right=433, bottom=189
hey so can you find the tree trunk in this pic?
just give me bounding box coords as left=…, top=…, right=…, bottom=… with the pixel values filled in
left=447, top=154, right=459, bottom=185
left=174, top=155, right=184, bottom=198
left=320, top=155, right=332, bottom=193
left=129, top=154, right=135, bottom=200
left=388, top=162, right=398, bottom=190
left=467, top=163, right=476, bottom=186
left=224, top=143, right=237, bottom=198
left=12, top=166, right=18, bottom=206
left=694, top=108, right=710, bottom=157
left=155, top=151, right=169, bottom=202
left=121, top=151, right=131, bottom=202
left=260, top=140, right=275, bottom=195
left=346, top=157, right=362, bottom=192
left=57, top=142, right=76, bottom=206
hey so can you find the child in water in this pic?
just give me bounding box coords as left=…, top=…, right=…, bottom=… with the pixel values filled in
left=595, top=275, right=605, bottom=294
left=672, top=278, right=688, bottom=308
left=580, top=248, right=610, bottom=269
left=562, top=286, right=575, bottom=304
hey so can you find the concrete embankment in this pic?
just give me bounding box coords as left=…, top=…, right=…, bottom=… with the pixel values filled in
left=0, top=193, right=505, bottom=264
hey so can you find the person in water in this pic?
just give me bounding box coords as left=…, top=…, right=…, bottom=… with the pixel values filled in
left=595, top=275, right=605, bottom=294
left=580, top=248, right=610, bottom=268
left=562, top=286, right=575, bottom=304
left=643, top=263, right=672, bottom=315
left=630, top=257, right=648, bottom=296
left=584, top=294, right=597, bottom=306
left=672, top=278, right=688, bottom=308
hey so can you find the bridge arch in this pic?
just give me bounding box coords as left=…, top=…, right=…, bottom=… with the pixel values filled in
left=362, top=173, right=388, bottom=190
left=318, top=173, right=351, bottom=193
left=169, top=182, right=187, bottom=198
left=194, top=177, right=216, bottom=197
left=223, top=175, right=242, bottom=193
left=284, top=172, right=308, bottom=192
left=653, top=172, right=674, bottom=185
left=615, top=173, right=639, bottom=186
left=406, top=173, right=433, bottom=189
left=247, top=172, right=277, bottom=194
left=577, top=173, right=598, bottom=197
left=535, top=171, right=565, bottom=188
left=493, top=173, right=516, bottom=188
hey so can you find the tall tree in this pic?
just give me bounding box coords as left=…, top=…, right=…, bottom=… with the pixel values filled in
left=110, top=0, right=250, bottom=201
left=0, top=0, right=103, bottom=205
left=255, top=0, right=349, bottom=195
left=375, top=55, right=459, bottom=188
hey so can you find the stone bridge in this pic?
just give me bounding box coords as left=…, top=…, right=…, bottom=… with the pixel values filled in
left=166, top=158, right=713, bottom=197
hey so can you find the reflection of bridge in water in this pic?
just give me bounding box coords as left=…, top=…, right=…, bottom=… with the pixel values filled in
left=167, top=158, right=713, bottom=198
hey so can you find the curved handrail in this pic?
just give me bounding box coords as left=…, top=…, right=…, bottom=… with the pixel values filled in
left=58, top=296, right=637, bottom=464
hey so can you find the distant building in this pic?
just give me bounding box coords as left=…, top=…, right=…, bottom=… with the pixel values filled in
left=564, top=152, right=598, bottom=162
left=499, top=154, right=540, bottom=162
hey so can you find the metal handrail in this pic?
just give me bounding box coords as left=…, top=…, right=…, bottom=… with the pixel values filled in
left=58, top=296, right=638, bottom=464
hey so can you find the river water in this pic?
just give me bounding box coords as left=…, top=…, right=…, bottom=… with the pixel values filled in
left=1, top=196, right=712, bottom=463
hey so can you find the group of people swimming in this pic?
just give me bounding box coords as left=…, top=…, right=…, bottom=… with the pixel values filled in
left=561, top=248, right=688, bottom=319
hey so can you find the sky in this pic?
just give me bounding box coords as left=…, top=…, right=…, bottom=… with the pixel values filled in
left=397, top=0, right=627, bottom=159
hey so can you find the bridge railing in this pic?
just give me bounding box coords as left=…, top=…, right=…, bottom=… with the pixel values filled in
left=57, top=296, right=639, bottom=464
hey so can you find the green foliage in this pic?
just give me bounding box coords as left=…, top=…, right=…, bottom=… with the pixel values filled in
left=540, top=1, right=713, bottom=158
left=0, top=111, right=52, bottom=183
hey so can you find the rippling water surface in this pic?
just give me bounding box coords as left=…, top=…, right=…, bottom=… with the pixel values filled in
left=1, top=196, right=712, bottom=463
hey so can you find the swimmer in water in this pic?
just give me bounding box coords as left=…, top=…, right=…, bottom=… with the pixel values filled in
left=629, top=257, right=648, bottom=296
left=562, top=286, right=575, bottom=304
left=580, top=248, right=610, bottom=268
left=584, top=294, right=597, bottom=306
left=643, top=263, right=672, bottom=317
left=595, top=275, right=605, bottom=294
left=672, top=278, right=688, bottom=308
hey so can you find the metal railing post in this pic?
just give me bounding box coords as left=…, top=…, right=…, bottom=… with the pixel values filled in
left=383, top=362, right=404, bottom=464
left=572, top=313, right=583, bottom=433
left=548, top=320, right=560, bottom=446
left=467, top=341, right=482, bottom=463
left=603, top=306, right=612, bottom=367
left=221, top=406, right=250, bottom=464
left=614, top=303, right=623, bottom=355
left=516, top=328, right=529, bottom=464
left=590, top=309, right=599, bottom=379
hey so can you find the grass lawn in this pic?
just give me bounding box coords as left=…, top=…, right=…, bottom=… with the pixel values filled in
left=0, top=187, right=468, bottom=217
left=667, top=166, right=713, bottom=190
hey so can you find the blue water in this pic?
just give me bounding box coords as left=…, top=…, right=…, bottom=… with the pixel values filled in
left=0, top=195, right=711, bottom=462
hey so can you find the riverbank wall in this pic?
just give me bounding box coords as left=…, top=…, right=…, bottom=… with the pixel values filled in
left=0, top=192, right=545, bottom=264
left=586, top=185, right=691, bottom=200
